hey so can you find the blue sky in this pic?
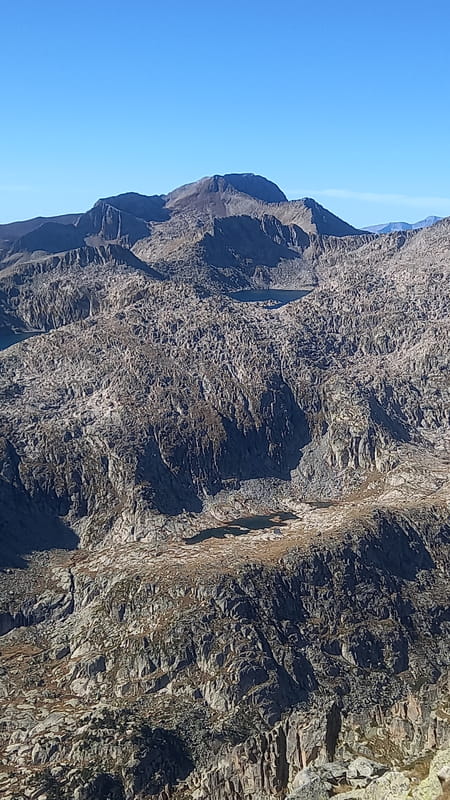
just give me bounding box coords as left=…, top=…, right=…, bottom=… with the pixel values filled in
left=1, top=0, right=450, bottom=227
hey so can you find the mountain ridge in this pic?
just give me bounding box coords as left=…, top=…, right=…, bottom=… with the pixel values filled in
left=364, top=214, right=442, bottom=233
left=0, top=173, right=365, bottom=249
left=0, top=173, right=371, bottom=299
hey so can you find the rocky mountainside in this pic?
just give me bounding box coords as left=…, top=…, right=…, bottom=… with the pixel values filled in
left=0, top=174, right=372, bottom=332
left=10, top=222, right=86, bottom=255
left=0, top=172, right=367, bottom=297
left=0, top=213, right=81, bottom=250
left=0, top=174, right=449, bottom=799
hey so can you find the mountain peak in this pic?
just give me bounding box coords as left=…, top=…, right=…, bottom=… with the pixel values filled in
left=94, top=192, right=168, bottom=222
left=220, top=173, right=287, bottom=203
left=273, top=196, right=366, bottom=237
left=166, top=173, right=287, bottom=209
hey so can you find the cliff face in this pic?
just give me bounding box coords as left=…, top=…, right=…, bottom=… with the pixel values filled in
left=0, top=244, right=160, bottom=333
left=1, top=507, right=450, bottom=799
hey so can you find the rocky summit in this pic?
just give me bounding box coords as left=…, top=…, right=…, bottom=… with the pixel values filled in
left=0, top=173, right=449, bottom=800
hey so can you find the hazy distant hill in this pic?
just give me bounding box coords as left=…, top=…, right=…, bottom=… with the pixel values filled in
left=364, top=215, right=442, bottom=233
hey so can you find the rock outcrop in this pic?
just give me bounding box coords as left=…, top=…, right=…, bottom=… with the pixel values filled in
left=1, top=506, right=450, bottom=798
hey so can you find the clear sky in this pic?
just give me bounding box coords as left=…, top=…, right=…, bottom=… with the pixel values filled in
left=1, top=0, right=450, bottom=227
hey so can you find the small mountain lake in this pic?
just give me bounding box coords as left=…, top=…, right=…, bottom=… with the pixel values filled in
left=0, top=330, right=41, bottom=351
left=183, top=512, right=298, bottom=545
left=229, top=289, right=311, bottom=308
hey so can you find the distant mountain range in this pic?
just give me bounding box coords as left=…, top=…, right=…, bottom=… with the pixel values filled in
left=364, top=215, right=442, bottom=234
left=0, top=173, right=374, bottom=306
left=0, top=173, right=365, bottom=253
left=2, top=184, right=443, bottom=259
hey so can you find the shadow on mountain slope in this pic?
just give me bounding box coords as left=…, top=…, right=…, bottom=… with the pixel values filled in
left=0, top=479, right=79, bottom=569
